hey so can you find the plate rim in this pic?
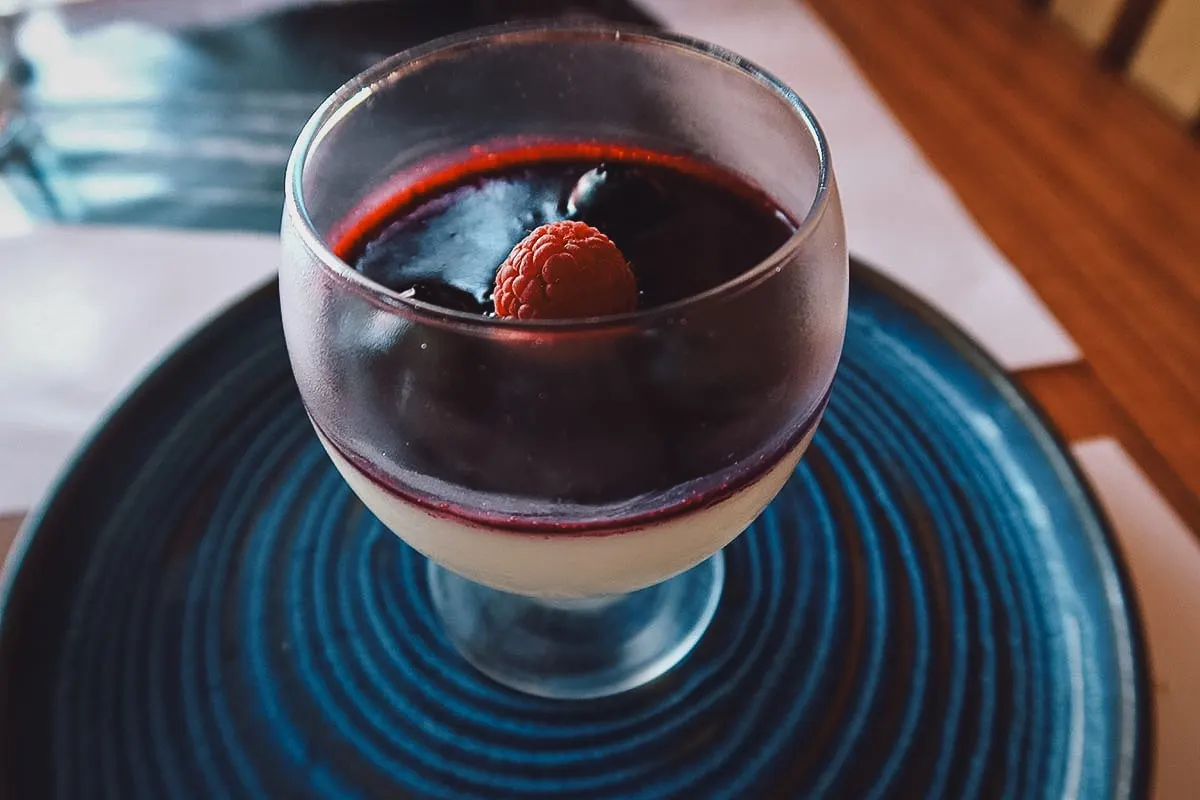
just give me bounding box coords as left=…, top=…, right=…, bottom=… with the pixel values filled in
left=849, top=259, right=1153, bottom=798
left=0, top=258, right=1153, bottom=798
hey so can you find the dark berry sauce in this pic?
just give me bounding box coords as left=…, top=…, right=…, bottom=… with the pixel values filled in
left=317, top=143, right=833, bottom=533
left=333, top=143, right=794, bottom=315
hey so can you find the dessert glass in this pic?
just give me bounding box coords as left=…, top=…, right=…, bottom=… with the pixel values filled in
left=279, top=24, right=848, bottom=699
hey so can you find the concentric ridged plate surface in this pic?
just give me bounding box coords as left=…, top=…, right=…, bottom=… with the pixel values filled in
left=0, top=262, right=1149, bottom=798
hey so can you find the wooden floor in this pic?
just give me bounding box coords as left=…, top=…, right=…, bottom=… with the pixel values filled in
left=807, top=0, right=1200, bottom=534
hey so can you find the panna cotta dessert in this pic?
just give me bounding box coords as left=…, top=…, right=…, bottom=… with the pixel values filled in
left=279, top=25, right=847, bottom=697
left=296, top=143, right=832, bottom=597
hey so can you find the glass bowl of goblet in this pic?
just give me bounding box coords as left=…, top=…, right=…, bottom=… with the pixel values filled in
left=279, top=23, right=847, bottom=700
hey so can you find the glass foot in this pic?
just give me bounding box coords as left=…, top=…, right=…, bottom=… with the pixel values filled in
left=427, top=553, right=725, bottom=700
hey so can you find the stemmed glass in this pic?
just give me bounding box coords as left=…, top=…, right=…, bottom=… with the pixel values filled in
left=279, top=23, right=847, bottom=699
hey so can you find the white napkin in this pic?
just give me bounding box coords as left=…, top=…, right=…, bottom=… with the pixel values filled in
left=0, top=224, right=278, bottom=512
left=1072, top=438, right=1200, bottom=798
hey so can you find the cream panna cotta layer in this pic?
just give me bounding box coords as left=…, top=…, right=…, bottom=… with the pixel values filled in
left=316, top=426, right=817, bottom=597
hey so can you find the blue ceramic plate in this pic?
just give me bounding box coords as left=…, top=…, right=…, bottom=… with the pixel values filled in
left=0, top=260, right=1149, bottom=799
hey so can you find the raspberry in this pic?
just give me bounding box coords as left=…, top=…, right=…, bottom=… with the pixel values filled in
left=493, top=221, right=636, bottom=320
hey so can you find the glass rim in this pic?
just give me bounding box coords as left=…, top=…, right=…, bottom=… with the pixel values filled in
left=283, top=21, right=834, bottom=332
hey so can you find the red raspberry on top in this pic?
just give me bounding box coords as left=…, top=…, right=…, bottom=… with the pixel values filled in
left=493, top=220, right=637, bottom=320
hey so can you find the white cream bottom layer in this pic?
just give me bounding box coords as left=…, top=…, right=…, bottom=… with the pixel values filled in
left=317, top=426, right=817, bottom=597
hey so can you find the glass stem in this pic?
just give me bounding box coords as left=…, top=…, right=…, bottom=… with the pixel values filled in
left=427, top=552, right=725, bottom=700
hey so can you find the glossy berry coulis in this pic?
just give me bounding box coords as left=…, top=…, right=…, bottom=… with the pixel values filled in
left=334, top=143, right=794, bottom=315
left=322, top=143, right=831, bottom=531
